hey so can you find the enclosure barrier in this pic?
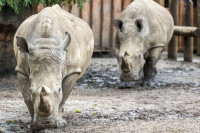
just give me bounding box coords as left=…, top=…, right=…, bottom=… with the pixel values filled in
left=38, top=0, right=200, bottom=62
left=168, top=0, right=200, bottom=62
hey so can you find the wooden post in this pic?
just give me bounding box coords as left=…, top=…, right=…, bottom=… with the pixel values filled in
left=112, top=0, right=122, bottom=49
left=168, top=0, right=178, bottom=60
left=154, top=0, right=165, bottom=6
left=102, top=0, right=112, bottom=50
left=197, top=0, right=200, bottom=55
left=184, top=0, right=193, bottom=62
left=81, top=0, right=91, bottom=26
left=92, top=0, right=102, bottom=51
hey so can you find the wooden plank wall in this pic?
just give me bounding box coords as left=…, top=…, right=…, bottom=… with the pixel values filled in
left=65, top=0, right=167, bottom=52
left=63, top=0, right=135, bottom=52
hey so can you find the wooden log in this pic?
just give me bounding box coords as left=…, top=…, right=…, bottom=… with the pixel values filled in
left=173, top=26, right=200, bottom=37
left=168, top=0, right=178, bottom=60
left=197, top=0, right=200, bottom=55
left=184, top=0, right=193, bottom=62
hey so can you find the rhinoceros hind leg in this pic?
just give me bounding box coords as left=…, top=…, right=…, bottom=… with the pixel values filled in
left=17, top=73, right=34, bottom=121
left=142, top=47, right=163, bottom=87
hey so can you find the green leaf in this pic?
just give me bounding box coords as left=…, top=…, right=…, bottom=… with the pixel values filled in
left=92, top=112, right=98, bottom=115
left=93, top=104, right=97, bottom=107
left=75, top=110, right=81, bottom=113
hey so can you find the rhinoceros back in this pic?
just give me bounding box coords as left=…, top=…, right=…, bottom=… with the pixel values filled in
left=14, top=5, right=94, bottom=79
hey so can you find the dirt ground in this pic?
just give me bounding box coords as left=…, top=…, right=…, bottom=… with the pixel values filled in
left=0, top=52, right=200, bottom=133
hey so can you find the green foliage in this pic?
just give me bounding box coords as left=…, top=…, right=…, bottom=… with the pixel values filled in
left=0, top=0, right=86, bottom=14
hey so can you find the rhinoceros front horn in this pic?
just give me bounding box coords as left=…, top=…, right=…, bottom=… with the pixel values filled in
left=121, top=57, right=132, bottom=73
left=38, top=94, right=51, bottom=114
left=38, top=86, right=51, bottom=114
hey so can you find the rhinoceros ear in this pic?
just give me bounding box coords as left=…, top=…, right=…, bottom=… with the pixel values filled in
left=16, top=36, right=29, bottom=53
left=61, top=32, right=71, bottom=50
left=114, top=19, right=123, bottom=31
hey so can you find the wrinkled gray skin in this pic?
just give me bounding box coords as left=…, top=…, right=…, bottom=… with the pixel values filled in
left=13, top=5, right=94, bottom=131
left=114, top=0, right=174, bottom=87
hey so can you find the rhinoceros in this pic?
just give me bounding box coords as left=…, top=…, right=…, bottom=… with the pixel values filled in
left=114, top=0, right=174, bottom=87
left=13, top=5, right=94, bottom=130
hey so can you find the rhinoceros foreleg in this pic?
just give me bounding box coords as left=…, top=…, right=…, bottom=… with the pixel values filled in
left=57, top=73, right=78, bottom=126
left=17, top=73, right=34, bottom=121
left=142, top=47, right=163, bottom=87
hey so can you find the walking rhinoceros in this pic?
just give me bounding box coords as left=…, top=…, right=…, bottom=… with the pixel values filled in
left=14, top=5, right=94, bottom=130
left=114, top=0, right=174, bottom=87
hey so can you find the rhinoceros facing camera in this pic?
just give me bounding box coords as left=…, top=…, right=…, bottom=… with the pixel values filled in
left=14, top=5, right=94, bottom=131
left=114, top=0, right=174, bottom=87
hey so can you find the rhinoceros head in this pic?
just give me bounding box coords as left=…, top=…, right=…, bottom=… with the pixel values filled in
left=16, top=32, right=70, bottom=130
left=114, top=18, right=149, bottom=81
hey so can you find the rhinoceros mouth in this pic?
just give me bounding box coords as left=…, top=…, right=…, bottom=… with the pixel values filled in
left=32, top=111, right=58, bottom=130
left=120, top=73, right=139, bottom=81
left=31, top=121, right=57, bottom=131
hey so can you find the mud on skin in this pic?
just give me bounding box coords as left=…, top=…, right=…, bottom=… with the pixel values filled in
left=1, top=53, right=200, bottom=132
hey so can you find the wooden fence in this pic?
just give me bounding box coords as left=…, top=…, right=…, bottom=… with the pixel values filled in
left=61, top=0, right=134, bottom=52
left=38, top=0, right=199, bottom=60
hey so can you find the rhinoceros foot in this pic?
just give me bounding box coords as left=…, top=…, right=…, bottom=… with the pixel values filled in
left=119, top=82, right=132, bottom=89
left=57, top=115, right=67, bottom=128
left=142, top=80, right=156, bottom=88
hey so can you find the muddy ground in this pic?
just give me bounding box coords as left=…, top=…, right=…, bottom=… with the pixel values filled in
left=0, top=52, right=200, bottom=133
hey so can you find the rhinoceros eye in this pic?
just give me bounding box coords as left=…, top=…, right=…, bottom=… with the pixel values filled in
left=135, top=19, right=143, bottom=32
left=114, top=19, right=123, bottom=32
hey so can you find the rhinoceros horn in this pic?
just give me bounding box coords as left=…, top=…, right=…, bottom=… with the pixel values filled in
left=121, top=57, right=132, bottom=73
left=38, top=86, right=51, bottom=114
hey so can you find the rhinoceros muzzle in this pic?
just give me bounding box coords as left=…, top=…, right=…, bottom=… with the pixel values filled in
left=32, top=111, right=59, bottom=131
left=120, top=57, right=140, bottom=81
left=31, top=85, right=60, bottom=131
left=32, top=119, right=57, bottom=131
left=120, top=73, right=139, bottom=81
